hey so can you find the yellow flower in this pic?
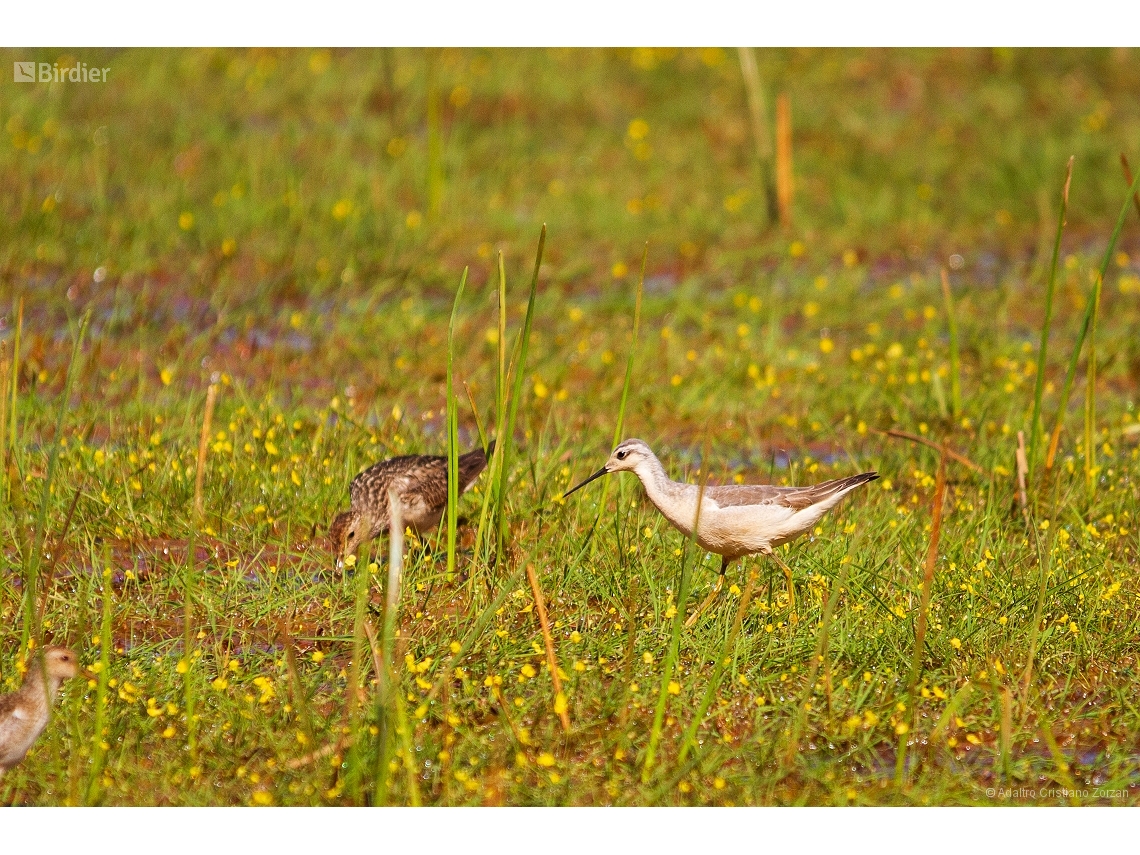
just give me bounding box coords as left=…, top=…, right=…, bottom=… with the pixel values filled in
left=331, top=199, right=352, bottom=220
left=950, top=638, right=962, bottom=649
left=252, top=676, right=275, bottom=704
left=627, top=119, right=649, bottom=140
left=536, top=752, right=556, bottom=767
left=667, top=681, right=681, bottom=695
left=309, top=49, right=331, bottom=74
left=178, top=212, right=194, bottom=230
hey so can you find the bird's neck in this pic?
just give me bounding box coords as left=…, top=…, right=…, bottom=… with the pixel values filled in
left=20, top=667, right=56, bottom=708
left=633, top=455, right=700, bottom=537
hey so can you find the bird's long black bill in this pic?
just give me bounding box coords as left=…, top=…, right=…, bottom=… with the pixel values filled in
left=563, top=466, right=609, bottom=498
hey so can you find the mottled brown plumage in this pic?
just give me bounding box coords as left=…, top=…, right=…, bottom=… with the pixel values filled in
left=0, top=646, right=83, bottom=777
left=330, top=441, right=495, bottom=563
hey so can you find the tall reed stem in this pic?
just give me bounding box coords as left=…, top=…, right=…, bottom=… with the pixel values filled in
left=940, top=269, right=961, bottom=420
left=1046, top=168, right=1140, bottom=470
left=494, top=225, right=545, bottom=562
left=22, top=310, right=90, bottom=650
left=374, top=486, right=406, bottom=804
left=86, top=547, right=113, bottom=805
left=446, top=268, right=468, bottom=580
left=1027, top=157, right=1072, bottom=477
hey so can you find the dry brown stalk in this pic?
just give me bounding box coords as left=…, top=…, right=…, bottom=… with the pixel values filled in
left=876, top=427, right=984, bottom=474
left=776, top=93, right=793, bottom=227
left=525, top=562, right=571, bottom=732
left=193, top=383, right=219, bottom=522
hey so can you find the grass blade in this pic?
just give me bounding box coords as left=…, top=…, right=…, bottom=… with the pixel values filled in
left=898, top=450, right=947, bottom=784
left=1046, top=167, right=1140, bottom=470
left=22, top=309, right=90, bottom=649
left=940, top=269, right=961, bottom=420
left=1027, top=156, right=1072, bottom=476
left=784, top=558, right=849, bottom=772
left=737, top=47, right=777, bottom=225
left=0, top=340, right=8, bottom=501
left=7, top=295, right=22, bottom=458
left=495, top=225, right=546, bottom=561
left=85, top=547, right=114, bottom=805
left=426, top=50, right=443, bottom=217
left=678, top=564, right=760, bottom=763
left=643, top=440, right=709, bottom=783
left=471, top=252, right=509, bottom=571
left=446, top=267, right=468, bottom=580
left=585, top=245, right=646, bottom=546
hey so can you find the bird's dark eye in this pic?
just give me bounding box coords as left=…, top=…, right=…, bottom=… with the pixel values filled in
left=347, top=532, right=355, bottom=540
left=616, top=450, right=627, bottom=460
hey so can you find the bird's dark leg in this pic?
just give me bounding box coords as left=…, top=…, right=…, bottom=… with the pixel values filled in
left=685, top=555, right=732, bottom=628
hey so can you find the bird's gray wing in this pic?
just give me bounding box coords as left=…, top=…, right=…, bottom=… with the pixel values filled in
left=705, top=473, right=877, bottom=511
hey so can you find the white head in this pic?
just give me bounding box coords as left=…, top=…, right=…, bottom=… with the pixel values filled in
left=563, top=438, right=657, bottom=497
left=27, top=645, right=82, bottom=691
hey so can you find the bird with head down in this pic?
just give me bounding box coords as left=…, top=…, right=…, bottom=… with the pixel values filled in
left=329, top=440, right=495, bottom=566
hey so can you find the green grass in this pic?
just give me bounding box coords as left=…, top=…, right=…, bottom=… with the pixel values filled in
left=1, top=48, right=1139, bottom=806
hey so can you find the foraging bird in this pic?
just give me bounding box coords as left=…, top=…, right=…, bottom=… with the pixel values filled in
left=0, top=646, right=83, bottom=777
left=564, top=439, right=877, bottom=623
left=330, top=440, right=495, bottom=564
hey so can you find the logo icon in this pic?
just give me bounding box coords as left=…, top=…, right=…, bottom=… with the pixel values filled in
left=14, top=62, right=35, bottom=82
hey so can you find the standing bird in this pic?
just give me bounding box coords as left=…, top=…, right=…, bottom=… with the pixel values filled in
left=0, top=646, right=84, bottom=778
left=564, top=439, right=877, bottom=624
left=330, top=440, right=495, bottom=565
